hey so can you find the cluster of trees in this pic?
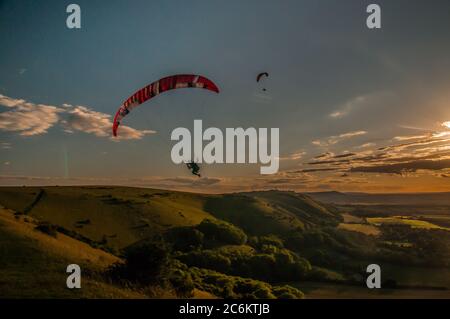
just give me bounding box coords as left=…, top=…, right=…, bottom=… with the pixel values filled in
left=189, top=267, right=304, bottom=299
left=380, top=224, right=450, bottom=267
left=105, top=238, right=306, bottom=299
left=107, top=241, right=195, bottom=297
left=178, top=246, right=311, bottom=282
left=165, top=218, right=247, bottom=251
left=105, top=220, right=309, bottom=298
left=167, top=222, right=312, bottom=282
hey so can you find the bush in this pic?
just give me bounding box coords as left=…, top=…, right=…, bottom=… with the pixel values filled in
left=242, top=254, right=276, bottom=281
left=272, top=285, right=304, bottom=299
left=190, top=267, right=277, bottom=299
left=108, top=240, right=169, bottom=286
left=256, top=235, right=284, bottom=249
left=166, top=226, right=204, bottom=251
left=197, top=219, right=247, bottom=246
left=306, top=267, right=345, bottom=282
left=35, top=222, right=58, bottom=237
left=178, top=250, right=231, bottom=273
left=168, top=269, right=195, bottom=297
left=233, top=278, right=275, bottom=299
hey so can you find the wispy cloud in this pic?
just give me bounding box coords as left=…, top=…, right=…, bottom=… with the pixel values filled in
left=393, top=134, right=430, bottom=141
left=329, top=95, right=367, bottom=118
left=277, top=150, right=305, bottom=161
left=357, top=142, right=376, bottom=149
left=304, top=128, right=450, bottom=175
left=312, top=130, right=367, bottom=147
left=0, top=94, right=153, bottom=140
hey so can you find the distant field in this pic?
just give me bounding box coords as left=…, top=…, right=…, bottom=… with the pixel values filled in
left=341, top=213, right=365, bottom=223
left=336, top=204, right=450, bottom=217
left=337, top=223, right=380, bottom=236
left=367, top=216, right=450, bottom=231
left=291, top=282, right=450, bottom=299
left=419, top=215, right=450, bottom=228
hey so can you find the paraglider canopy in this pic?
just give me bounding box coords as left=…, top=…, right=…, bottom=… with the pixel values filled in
left=112, top=74, right=219, bottom=137
left=256, top=72, right=269, bottom=82
left=256, top=72, right=269, bottom=92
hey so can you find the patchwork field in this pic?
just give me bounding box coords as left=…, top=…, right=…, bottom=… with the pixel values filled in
left=367, top=216, right=450, bottom=231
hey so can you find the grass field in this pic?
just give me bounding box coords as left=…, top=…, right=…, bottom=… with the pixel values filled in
left=367, top=216, right=450, bottom=231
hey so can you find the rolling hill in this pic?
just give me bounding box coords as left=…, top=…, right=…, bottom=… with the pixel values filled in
left=0, top=206, right=148, bottom=298
left=1, top=186, right=449, bottom=298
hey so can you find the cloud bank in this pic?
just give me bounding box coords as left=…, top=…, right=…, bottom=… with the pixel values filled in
left=0, top=94, right=154, bottom=140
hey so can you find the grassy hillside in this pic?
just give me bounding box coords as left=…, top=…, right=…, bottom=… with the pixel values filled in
left=0, top=207, right=147, bottom=298
left=0, top=187, right=339, bottom=250
left=204, top=191, right=341, bottom=236
left=0, top=186, right=449, bottom=298
left=0, top=186, right=212, bottom=250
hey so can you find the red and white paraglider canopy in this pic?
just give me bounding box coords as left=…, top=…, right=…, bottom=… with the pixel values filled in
left=112, top=74, right=219, bottom=137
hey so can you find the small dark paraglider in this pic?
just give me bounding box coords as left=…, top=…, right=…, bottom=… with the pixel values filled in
left=186, top=161, right=201, bottom=177
left=256, top=72, right=269, bottom=92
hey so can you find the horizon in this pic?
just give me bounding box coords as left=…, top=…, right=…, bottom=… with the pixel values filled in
left=1, top=183, right=450, bottom=196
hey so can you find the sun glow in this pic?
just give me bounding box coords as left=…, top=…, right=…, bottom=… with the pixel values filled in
left=442, top=121, right=450, bottom=129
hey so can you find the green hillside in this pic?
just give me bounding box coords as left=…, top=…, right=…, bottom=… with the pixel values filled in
left=0, top=207, right=148, bottom=298
left=0, top=186, right=212, bottom=250
left=0, top=186, right=449, bottom=299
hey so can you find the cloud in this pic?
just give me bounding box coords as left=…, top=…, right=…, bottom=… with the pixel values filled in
left=312, top=130, right=367, bottom=147
left=314, top=152, right=334, bottom=159
left=350, top=159, right=450, bottom=174
left=393, top=134, right=430, bottom=141
left=329, top=95, right=367, bottom=118
left=332, top=152, right=355, bottom=159
left=397, top=124, right=430, bottom=132
left=0, top=94, right=153, bottom=140
left=3, top=162, right=10, bottom=165
left=63, top=105, right=155, bottom=140
left=0, top=95, right=27, bottom=108
left=357, top=142, right=376, bottom=148
left=296, top=168, right=337, bottom=173
left=0, top=95, right=63, bottom=136
left=277, top=151, right=305, bottom=161
left=303, top=125, right=450, bottom=176
left=442, top=121, right=450, bottom=129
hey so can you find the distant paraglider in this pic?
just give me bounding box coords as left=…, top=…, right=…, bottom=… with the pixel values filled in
left=256, top=72, right=269, bottom=91
left=112, top=74, right=219, bottom=137
left=256, top=72, right=269, bottom=82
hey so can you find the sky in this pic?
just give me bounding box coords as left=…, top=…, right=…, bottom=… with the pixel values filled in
left=1, top=0, right=450, bottom=193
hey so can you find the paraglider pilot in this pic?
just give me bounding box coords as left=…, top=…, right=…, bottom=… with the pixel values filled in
left=186, top=161, right=201, bottom=177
